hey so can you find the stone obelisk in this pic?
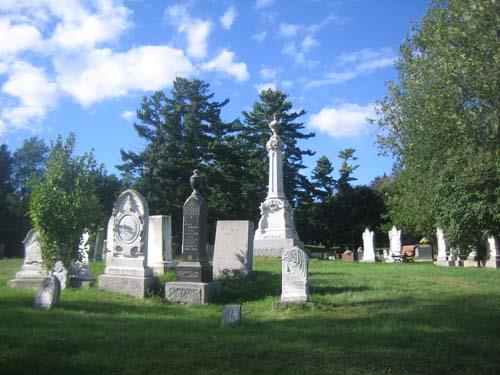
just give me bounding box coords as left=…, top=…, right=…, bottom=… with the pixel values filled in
left=254, top=116, right=303, bottom=257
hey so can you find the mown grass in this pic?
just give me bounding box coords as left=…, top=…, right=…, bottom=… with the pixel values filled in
left=1, top=257, right=499, bottom=374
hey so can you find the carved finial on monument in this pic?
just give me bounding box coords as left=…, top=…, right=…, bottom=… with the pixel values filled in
left=269, top=114, right=280, bottom=136
left=190, top=169, right=203, bottom=196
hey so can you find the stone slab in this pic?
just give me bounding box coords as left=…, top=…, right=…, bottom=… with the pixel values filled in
left=463, top=260, right=480, bottom=268
left=98, top=274, right=155, bottom=299
left=434, top=260, right=456, bottom=267
left=213, top=220, right=254, bottom=278
left=254, top=238, right=304, bottom=257
left=165, top=281, right=221, bottom=304
left=221, top=305, right=241, bottom=327
left=8, top=277, right=45, bottom=291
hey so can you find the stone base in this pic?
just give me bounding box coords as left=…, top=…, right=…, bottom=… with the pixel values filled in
left=253, top=238, right=304, bottom=257
left=8, top=277, right=45, bottom=291
left=165, top=281, right=221, bottom=304
left=98, top=274, right=155, bottom=299
left=435, top=260, right=455, bottom=267
left=463, top=260, right=480, bottom=268
left=175, top=261, right=213, bottom=283
left=273, top=301, right=314, bottom=309
left=486, top=260, right=500, bottom=269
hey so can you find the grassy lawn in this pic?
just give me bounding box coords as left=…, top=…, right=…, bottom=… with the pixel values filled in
left=1, top=258, right=500, bottom=375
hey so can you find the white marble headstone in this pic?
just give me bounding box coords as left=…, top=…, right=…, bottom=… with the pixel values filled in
left=436, top=228, right=447, bottom=262
left=147, top=215, right=174, bottom=275
left=281, top=246, right=308, bottom=302
left=389, top=226, right=402, bottom=256
left=361, top=228, right=376, bottom=262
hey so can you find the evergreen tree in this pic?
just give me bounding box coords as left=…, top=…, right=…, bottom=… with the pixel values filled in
left=311, top=156, right=335, bottom=199
left=336, top=148, right=359, bottom=192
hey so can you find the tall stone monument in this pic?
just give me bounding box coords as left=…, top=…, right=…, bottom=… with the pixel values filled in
left=435, top=227, right=454, bottom=266
left=486, top=235, right=499, bottom=268
left=213, top=220, right=254, bottom=278
left=280, top=246, right=309, bottom=303
left=147, top=215, right=176, bottom=275
left=254, top=116, right=302, bottom=257
left=361, top=228, right=376, bottom=262
left=388, top=226, right=402, bottom=257
left=8, top=229, right=47, bottom=290
left=98, top=189, right=154, bottom=298
left=165, top=170, right=221, bottom=304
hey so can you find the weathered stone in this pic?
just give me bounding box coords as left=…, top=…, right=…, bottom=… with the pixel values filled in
left=254, top=117, right=302, bottom=257
left=52, top=261, right=68, bottom=290
left=34, top=275, right=60, bottom=310
left=486, top=236, right=499, bottom=269
left=98, top=189, right=154, bottom=299
left=435, top=228, right=454, bottom=266
left=416, top=244, right=433, bottom=261
left=221, top=305, right=241, bottom=327
left=361, top=228, right=376, bottom=262
left=104, top=215, right=114, bottom=265
left=147, top=215, right=176, bottom=275
left=166, top=170, right=220, bottom=304
left=213, top=221, right=254, bottom=278
left=8, top=229, right=47, bottom=290
left=281, top=246, right=308, bottom=303
left=165, top=281, right=221, bottom=304
left=388, top=226, right=401, bottom=258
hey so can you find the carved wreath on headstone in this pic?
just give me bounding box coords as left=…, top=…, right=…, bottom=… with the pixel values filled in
left=282, top=247, right=308, bottom=279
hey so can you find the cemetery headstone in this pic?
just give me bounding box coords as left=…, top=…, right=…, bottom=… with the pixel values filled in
left=213, top=220, right=254, bottom=278
left=8, top=229, right=47, bottom=290
left=254, top=117, right=303, bottom=257
left=388, top=226, right=402, bottom=261
left=221, top=305, right=242, bottom=327
left=52, top=260, right=68, bottom=290
left=416, top=244, right=433, bottom=261
left=280, top=246, right=309, bottom=303
left=435, top=228, right=454, bottom=266
left=69, top=231, right=95, bottom=288
left=34, top=275, right=61, bottom=310
left=147, top=215, right=176, bottom=275
left=486, top=236, right=499, bottom=269
left=98, top=189, right=154, bottom=299
left=165, top=170, right=221, bottom=304
left=361, top=228, right=376, bottom=262
left=464, top=248, right=480, bottom=268
left=104, top=215, right=114, bottom=265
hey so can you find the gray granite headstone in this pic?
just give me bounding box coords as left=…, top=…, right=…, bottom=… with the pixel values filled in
left=221, top=305, right=241, bottom=326
left=34, top=275, right=61, bottom=310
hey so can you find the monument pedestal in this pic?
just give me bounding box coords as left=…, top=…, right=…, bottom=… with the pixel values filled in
left=254, top=238, right=303, bottom=257
left=8, top=273, right=46, bottom=291
left=165, top=281, right=221, bottom=304
left=99, top=273, right=154, bottom=298
left=434, top=260, right=455, bottom=267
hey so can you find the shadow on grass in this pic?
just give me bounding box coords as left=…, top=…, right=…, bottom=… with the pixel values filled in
left=310, top=285, right=370, bottom=296
left=213, top=270, right=281, bottom=304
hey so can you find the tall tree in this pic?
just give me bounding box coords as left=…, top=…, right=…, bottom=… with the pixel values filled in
left=375, top=0, right=500, bottom=252
left=336, top=148, right=359, bottom=193
left=119, top=78, right=241, bottom=250
left=239, top=89, right=315, bottom=224
left=0, top=144, right=18, bottom=256
left=312, top=156, right=335, bottom=198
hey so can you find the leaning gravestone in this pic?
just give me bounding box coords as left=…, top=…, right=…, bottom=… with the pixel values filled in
left=98, top=189, right=154, bottom=299
left=279, top=246, right=309, bottom=303
left=486, top=236, right=499, bottom=269
left=165, top=170, right=221, bottom=304
left=34, top=275, right=61, bottom=310
left=8, top=229, right=47, bottom=290
left=147, top=215, right=176, bottom=275
left=213, top=220, right=254, bottom=278
left=361, top=228, right=376, bottom=262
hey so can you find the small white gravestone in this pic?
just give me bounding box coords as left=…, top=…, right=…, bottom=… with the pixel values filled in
left=221, top=305, right=242, bottom=327
left=280, top=246, right=308, bottom=303
left=34, top=275, right=61, bottom=310
left=435, top=228, right=455, bottom=266
left=98, top=189, right=154, bottom=299
left=486, top=236, right=499, bottom=268
left=361, top=228, right=376, bottom=262
left=8, top=230, right=47, bottom=290
left=388, top=225, right=402, bottom=258
left=147, top=215, right=175, bottom=275
left=69, top=232, right=95, bottom=287
left=213, top=221, right=254, bottom=278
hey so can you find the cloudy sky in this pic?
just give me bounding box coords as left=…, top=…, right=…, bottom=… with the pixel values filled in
left=0, top=0, right=427, bottom=184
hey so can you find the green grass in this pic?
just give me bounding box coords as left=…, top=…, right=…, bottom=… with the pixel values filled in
left=1, top=258, right=500, bottom=374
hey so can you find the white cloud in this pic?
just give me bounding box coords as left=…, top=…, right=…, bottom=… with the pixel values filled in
left=279, top=22, right=302, bottom=38
left=301, top=35, right=319, bottom=52
left=201, top=49, right=249, bottom=82
left=121, top=110, right=135, bottom=122
left=165, top=4, right=212, bottom=59
left=281, top=80, right=294, bottom=88
left=220, top=6, right=236, bottom=30
left=255, top=82, right=276, bottom=93
left=1, top=61, right=58, bottom=132
left=260, top=67, right=277, bottom=80
left=256, top=0, right=274, bottom=9
left=309, top=103, right=375, bottom=138
left=55, top=45, right=195, bottom=107
left=0, top=18, right=43, bottom=56
left=306, top=48, right=395, bottom=88
left=253, top=31, right=267, bottom=43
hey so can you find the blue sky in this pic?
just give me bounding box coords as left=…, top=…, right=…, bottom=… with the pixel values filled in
left=0, top=0, right=428, bottom=185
